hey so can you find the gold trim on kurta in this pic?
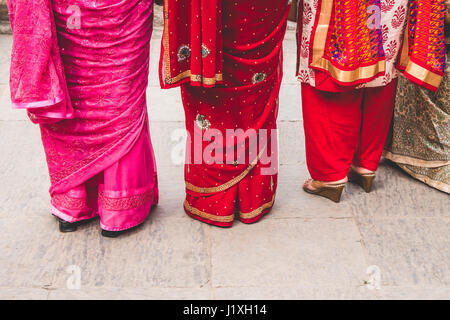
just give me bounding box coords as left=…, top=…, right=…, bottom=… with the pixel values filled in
left=185, top=145, right=268, bottom=194
left=239, top=194, right=276, bottom=220
left=310, top=0, right=385, bottom=83
left=183, top=199, right=234, bottom=223
left=162, top=1, right=223, bottom=86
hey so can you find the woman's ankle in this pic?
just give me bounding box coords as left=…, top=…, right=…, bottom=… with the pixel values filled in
left=351, top=164, right=375, bottom=174
left=304, top=177, right=348, bottom=190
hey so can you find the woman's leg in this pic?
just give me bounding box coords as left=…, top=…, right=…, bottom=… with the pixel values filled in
left=353, top=79, right=398, bottom=172
left=98, top=121, right=158, bottom=232
left=51, top=182, right=98, bottom=223
left=238, top=161, right=277, bottom=224
left=301, top=84, right=363, bottom=182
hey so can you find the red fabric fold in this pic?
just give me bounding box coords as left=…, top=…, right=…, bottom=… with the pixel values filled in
left=395, top=0, right=446, bottom=91
left=159, top=0, right=223, bottom=88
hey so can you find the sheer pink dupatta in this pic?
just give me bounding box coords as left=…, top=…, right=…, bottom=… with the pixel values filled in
left=7, top=0, right=74, bottom=124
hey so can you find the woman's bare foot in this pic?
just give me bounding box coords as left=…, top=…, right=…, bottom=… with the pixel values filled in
left=350, top=165, right=375, bottom=175
left=303, top=177, right=348, bottom=191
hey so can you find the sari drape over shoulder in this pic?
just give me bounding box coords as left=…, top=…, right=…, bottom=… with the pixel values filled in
left=159, top=0, right=224, bottom=88
left=297, top=0, right=446, bottom=91
left=7, top=0, right=74, bottom=123
left=7, top=0, right=158, bottom=231
left=160, top=0, right=289, bottom=226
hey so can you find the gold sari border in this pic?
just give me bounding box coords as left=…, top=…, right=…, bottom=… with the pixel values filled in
left=162, top=0, right=172, bottom=85
left=164, top=70, right=223, bottom=86
left=383, top=150, right=450, bottom=168
left=183, top=199, right=234, bottom=223
left=185, top=145, right=268, bottom=194
left=397, top=15, right=443, bottom=90
left=239, top=194, right=276, bottom=220
left=397, top=164, right=450, bottom=194
left=403, top=60, right=443, bottom=90
left=398, top=25, right=410, bottom=68
left=311, top=57, right=386, bottom=84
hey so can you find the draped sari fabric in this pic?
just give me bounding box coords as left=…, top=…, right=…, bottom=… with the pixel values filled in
left=396, top=0, right=447, bottom=91
left=159, top=0, right=223, bottom=88
left=8, top=0, right=159, bottom=231
left=297, top=0, right=446, bottom=91
left=7, top=0, right=74, bottom=124
left=384, top=8, right=450, bottom=194
left=160, top=0, right=289, bottom=226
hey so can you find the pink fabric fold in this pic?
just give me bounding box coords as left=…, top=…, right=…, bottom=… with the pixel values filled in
left=7, top=0, right=74, bottom=124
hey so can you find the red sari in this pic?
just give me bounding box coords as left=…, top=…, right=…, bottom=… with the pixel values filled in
left=160, top=0, right=290, bottom=226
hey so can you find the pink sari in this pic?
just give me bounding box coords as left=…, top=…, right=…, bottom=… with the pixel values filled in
left=8, top=0, right=158, bottom=231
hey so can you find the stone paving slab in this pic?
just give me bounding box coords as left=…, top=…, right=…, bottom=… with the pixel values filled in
left=357, top=217, right=450, bottom=287
left=0, top=288, right=49, bottom=300
left=210, top=219, right=368, bottom=288
left=48, top=218, right=210, bottom=289
left=0, top=122, right=49, bottom=219
left=48, top=287, right=211, bottom=300
left=213, top=286, right=377, bottom=300
left=0, top=217, right=59, bottom=288
left=378, top=286, right=450, bottom=300
left=270, top=164, right=354, bottom=219
left=348, top=160, right=450, bottom=219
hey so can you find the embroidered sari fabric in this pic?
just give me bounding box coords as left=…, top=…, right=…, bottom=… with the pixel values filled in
left=296, top=0, right=446, bottom=92
left=159, top=0, right=223, bottom=88
left=160, top=0, right=289, bottom=226
left=7, top=0, right=74, bottom=123
left=384, top=52, right=449, bottom=193
left=8, top=0, right=159, bottom=230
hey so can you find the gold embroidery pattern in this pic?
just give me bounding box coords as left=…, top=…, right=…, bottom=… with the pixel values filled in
left=239, top=194, right=276, bottom=220
left=177, top=45, right=191, bottom=61
left=191, top=74, right=202, bottom=82
left=185, top=145, right=267, bottom=194
left=195, top=114, right=211, bottom=130
left=201, top=44, right=211, bottom=58
left=184, top=199, right=234, bottom=223
left=252, top=72, right=267, bottom=84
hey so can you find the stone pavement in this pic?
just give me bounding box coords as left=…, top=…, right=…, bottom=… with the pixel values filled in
left=0, top=25, right=449, bottom=300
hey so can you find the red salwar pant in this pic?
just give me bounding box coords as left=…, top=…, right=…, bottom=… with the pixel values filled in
left=301, top=79, right=398, bottom=182
left=181, top=1, right=289, bottom=227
